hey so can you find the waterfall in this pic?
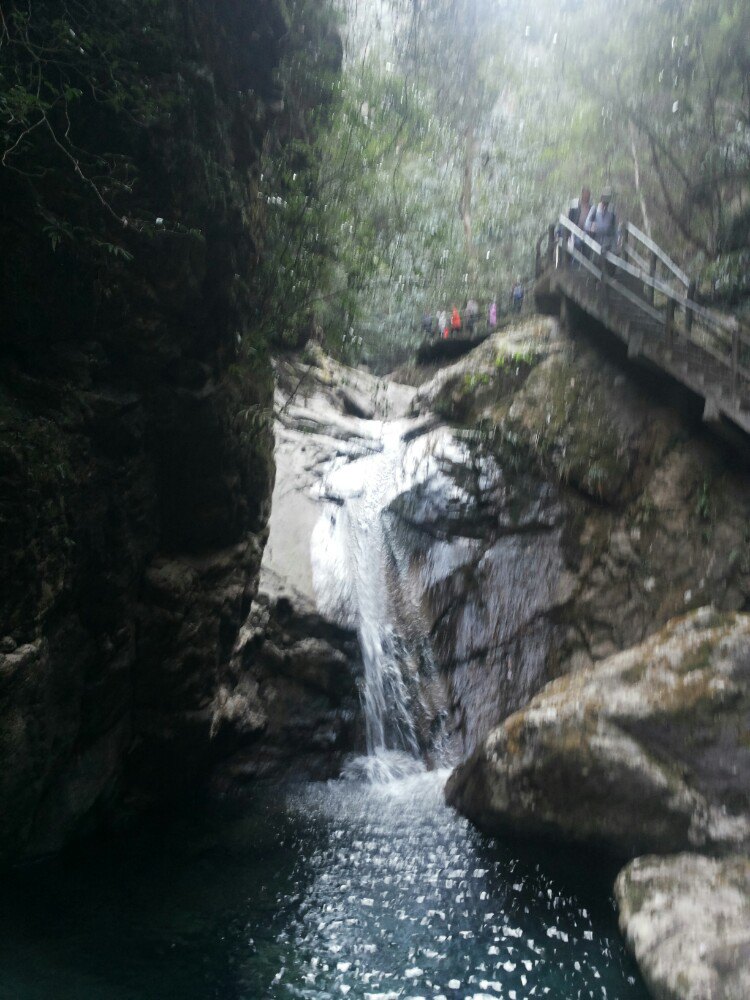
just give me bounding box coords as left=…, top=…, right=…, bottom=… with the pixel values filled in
left=311, top=418, right=447, bottom=781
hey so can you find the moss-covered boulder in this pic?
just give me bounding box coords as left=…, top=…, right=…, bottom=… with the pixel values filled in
left=411, top=311, right=750, bottom=680
left=412, top=316, right=561, bottom=424
left=615, top=853, right=750, bottom=1000
left=446, top=608, right=750, bottom=858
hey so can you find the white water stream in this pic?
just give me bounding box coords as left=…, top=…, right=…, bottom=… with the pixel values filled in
left=311, top=417, right=463, bottom=781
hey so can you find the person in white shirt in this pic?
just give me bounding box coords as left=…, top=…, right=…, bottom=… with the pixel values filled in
left=585, top=186, right=617, bottom=252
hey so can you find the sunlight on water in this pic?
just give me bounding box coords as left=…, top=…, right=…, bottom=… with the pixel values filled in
left=269, top=772, right=648, bottom=999
left=0, top=774, right=648, bottom=1000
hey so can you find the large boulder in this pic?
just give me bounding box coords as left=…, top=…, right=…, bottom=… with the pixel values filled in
left=615, top=853, right=750, bottom=1000
left=446, top=608, right=750, bottom=858
left=209, top=574, right=364, bottom=783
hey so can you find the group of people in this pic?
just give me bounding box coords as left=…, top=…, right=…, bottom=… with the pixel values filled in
left=422, top=282, right=525, bottom=341
left=423, top=306, right=464, bottom=340
left=417, top=185, right=619, bottom=344
left=565, top=185, right=618, bottom=254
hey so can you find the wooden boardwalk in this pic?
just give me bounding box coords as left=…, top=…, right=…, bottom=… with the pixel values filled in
left=534, top=218, right=750, bottom=437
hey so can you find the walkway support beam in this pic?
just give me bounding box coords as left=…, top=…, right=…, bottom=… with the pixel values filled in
left=536, top=213, right=750, bottom=437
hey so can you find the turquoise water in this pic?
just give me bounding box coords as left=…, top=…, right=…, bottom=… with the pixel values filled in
left=0, top=772, right=648, bottom=1000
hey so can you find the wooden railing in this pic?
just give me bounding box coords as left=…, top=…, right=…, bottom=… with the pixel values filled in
left=536, top=216, right=750, bottom=408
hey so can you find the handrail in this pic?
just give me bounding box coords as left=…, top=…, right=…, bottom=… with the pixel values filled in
left=546, top=215, right=750, bottom=415
left=566, top=242, right=602, bottom=281
left=603, top=248, right=677, bottom=297
left=557, top=215, right=602, bottom=256
left=623, top=242, right=651, bottom=275
left=626, top=221, right=690, bottom=289
left=607, top=276, right=663, bottom=323
left=555, top=215, right=742, bottom=344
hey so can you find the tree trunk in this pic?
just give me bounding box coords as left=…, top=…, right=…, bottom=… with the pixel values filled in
left=458, top=117, right=477, bottom=275
left=629, top=121, right=651, bottom=238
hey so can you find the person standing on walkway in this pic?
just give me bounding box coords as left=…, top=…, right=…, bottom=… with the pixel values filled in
left=488, top=299, right=497, bottom=330
left=451, top=306, right=462, bottom=336
left=570, top=185, right=592, bottom=257
left=466, top=298, right=479, bottom=334
left=437, top=308, right=448, bottom=339
left=585, top=186, right=617, bottom=252
left=573, top=186, right=591, bottom=231
left=510, top=279, right=524, bottom=313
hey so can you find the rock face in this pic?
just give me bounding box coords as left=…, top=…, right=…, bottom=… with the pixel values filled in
left=210, top=570, right=363, bottom=784
left=202, top=350, right=416, bottom=782
left=446, top=608, right=750, bottom=857
left=416, top=316, right=750, bottom=669
left=385, top=432, right=568, bottom=757
left=0, top=2, right=330, bottom=863
left=403, top=315, right=750, bottom=759
left=615, top=854, right=750, bottom=1000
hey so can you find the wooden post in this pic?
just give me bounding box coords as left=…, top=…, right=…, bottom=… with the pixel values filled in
left=686, top=279, right=696, bottom=335
left=732, top=330, right=739, bottom=403
left=597, top=244, right=608, bottom=309
left=665, top=297, right=675, bottom=348
left=647, top=250, right=657, bottom=304
left=621, top=225, right=629, bottom=260
left=548, top=224, right=555, bottom=268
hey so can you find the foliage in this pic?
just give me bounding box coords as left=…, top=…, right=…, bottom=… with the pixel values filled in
left=4, top=0, right=747, bottom=372
left=495, top=349, right=537, bottom=369
left=302, top=0, right=750, bottom=370
left=0, top=0, right=175, bottom=257
left=546, top=0, right=750, bottom=294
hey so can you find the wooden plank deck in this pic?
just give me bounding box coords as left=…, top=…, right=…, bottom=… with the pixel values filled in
left=535, top=220, right=750, bottom=439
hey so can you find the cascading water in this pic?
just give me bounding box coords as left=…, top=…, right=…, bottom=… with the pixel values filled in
left=0, top=386, right=649, bottom=1000
left=311, top=416, right=455, bottom=781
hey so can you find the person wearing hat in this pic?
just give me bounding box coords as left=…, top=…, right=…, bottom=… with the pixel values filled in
left=584, top=186, right=617, bottom=253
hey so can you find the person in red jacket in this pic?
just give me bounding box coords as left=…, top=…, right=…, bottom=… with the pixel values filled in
left=451, top=305, right=461, bottom=336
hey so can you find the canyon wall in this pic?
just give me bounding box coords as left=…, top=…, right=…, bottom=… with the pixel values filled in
left=0, top=0, right=334, bottom=863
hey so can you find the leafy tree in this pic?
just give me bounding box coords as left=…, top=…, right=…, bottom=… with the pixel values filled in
left=543, top=0, right=750, bottom=300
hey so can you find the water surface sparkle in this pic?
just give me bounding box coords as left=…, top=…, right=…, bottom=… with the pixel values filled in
left=0, top=770, right=647, bottom=999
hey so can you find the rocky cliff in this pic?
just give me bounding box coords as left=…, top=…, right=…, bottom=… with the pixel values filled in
left=406, top=316, right=750, bottom=753
left=433, top=315, right=750, bottom=999
left=0, top=1, right=333, bottom=864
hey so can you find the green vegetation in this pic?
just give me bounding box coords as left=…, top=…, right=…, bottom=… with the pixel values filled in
left=696, top=475, right=713, bottom=522
left=463, top=372, right=490, bottom=391
left=0, top=2, right=180, bottom=256
left=495, top=350, right=538, bottom=370
left=2, top=0, right=747, bottom=369
left=295, top=0, right=750, bottom=368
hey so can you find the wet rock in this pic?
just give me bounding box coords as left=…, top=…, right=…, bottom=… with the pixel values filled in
left=409, top=313, right=750, bottom=724
left=615, top=853, right=750, bottom=1000
left=0, top=1, right=293, bottom=863
left=207, top=352, right=414, bottom=783
left=386, top=450, right=568, bottom=757
left=446, top=609, right=750, bottom=857
left=210, top=579, right=363, bottom=783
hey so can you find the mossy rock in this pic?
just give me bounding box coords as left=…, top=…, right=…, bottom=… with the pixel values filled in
left=505, top=354, right=632, bottom=503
